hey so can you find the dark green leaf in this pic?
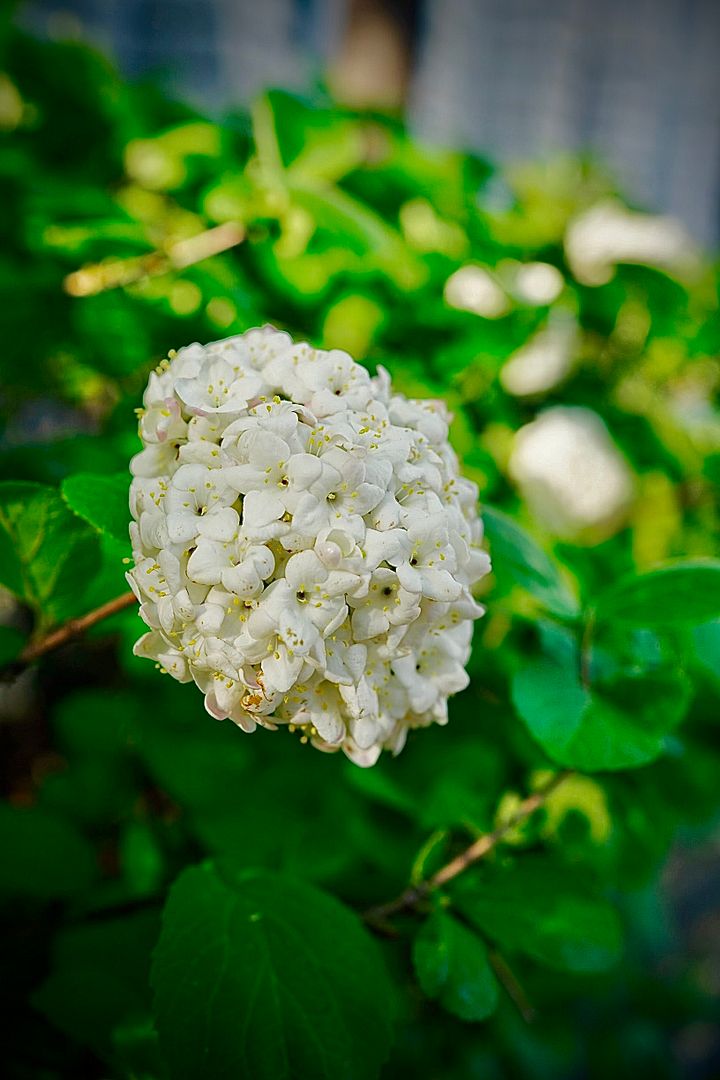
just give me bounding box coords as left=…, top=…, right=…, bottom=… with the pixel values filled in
left=32, top=911, right=161, bottom=1070
left=413, top=909, right=498, bottom=1021
left=482, top=506, right=578, bottom=618
left=453, top=857, right=622, bottom=974
left=595, top=560, right=720, bottom=627
left=0, top=804, right=97, bottom=899
left=151, top=863, right=395, bottom=1080
left=512, top=657, right=691, bottom=770
left=0, top=624, right=25, bottom=666
left=61, top=472, right=130, bottom=546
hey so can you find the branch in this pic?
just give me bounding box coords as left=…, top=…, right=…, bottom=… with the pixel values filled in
left=5, top=592, right=138, bottom=677
left=364, top=769, right=572, bottom=928
left=64, top=222, right=246, bottom=297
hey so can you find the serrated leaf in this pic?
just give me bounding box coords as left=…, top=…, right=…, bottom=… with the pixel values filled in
left=61, top=472, right=130, bottom=546
left=151, top=863, right=395, bottom=1080
left=512, top=657, right=691, bottom=771
left=0, top=480, right=101, bottom=622
left=482, top=506, right=578, bottom=618
left=413, top=909, right=498, bottom=1021
left=452, top=857, right=622, bottom=974
left=595, top=560, right=720, bottom=627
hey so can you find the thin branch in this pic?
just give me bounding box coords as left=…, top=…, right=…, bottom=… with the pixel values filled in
left=6, top=592, right=138, bottom=676
left=64, top=222, right=246, bottom=297
left=364, top=770, right=572, bottom=927
left=488, top=949, right=536, bottom=1023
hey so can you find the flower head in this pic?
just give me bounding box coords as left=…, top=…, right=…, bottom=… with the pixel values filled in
left=128, top=327, right=490, bottom=765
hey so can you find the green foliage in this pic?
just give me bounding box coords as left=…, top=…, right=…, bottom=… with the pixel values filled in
left=595, top=560, right=720, bottom=627
left=482, top=506, right=578, bottom=618
left=413, top=908, right=499, bottom=1021
left=0, top=804, right=97, bottom=899
left=512, top=658, right=691, bottom=770
left=451, top=857, right=623, bottom=974
left=0, top=480, right=101, bottom=623
left=0, top=13, right=719, bottom=1079
left=62, top=472, right=132, bottom=546
left=151, top=863, right=395, bottom=1080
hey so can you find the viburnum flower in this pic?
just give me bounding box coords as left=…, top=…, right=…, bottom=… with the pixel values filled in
left=128, top=327, right=490, bottom=766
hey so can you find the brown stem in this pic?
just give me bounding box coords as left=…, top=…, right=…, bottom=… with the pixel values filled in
left=15, top=592, right=137, bottom=668
left=363, top=770, right=572, bottom=927
left=64, top=222, right=246, bottom=297
left=489, top=949, right=536, bottom=1023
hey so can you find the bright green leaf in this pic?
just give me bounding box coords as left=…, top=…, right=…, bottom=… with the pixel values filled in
left=413, top=909, right=498, bottom=1021
left=151, top=863, right=395, bottom=1080
left=453, top=857, right=623, bottom=974
left=0, top=480, right=101, bottom=622
left=512, top=657, right=691, bottom=771
left=61, top=472, right=130, bottom=546
left=595, top=560, right=720, bottom=627
left=482, top=506, right=578, bottom=618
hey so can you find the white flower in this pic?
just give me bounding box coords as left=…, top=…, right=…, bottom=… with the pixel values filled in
left=128, top=328, right=490, bottom=765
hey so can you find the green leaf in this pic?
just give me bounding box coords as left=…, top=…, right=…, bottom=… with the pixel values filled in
left=512, top=657, right=691, bottom=770
left=0, top=624, right=25, bottom=666
left=0, top=480, right=101, bottom=622
left=0, top=804, right=97, bottom=899
left=413, top=909, right=498, bottom=1021
left=61, top=472, right=130, bottom=546
left=595, top=560, right=720, bottom=627
left=32, top=911, right=161, bottom=1071
left=151, top=863, right=395, bottom=1080
left=453, top=857, right=623, bottom=974
left=482, top=506, right=578, bottom=618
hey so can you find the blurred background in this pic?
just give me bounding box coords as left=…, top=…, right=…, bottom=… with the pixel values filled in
left=19, top=0, right=720, bottom=243
left=1, top=1, right=719, bottom=1078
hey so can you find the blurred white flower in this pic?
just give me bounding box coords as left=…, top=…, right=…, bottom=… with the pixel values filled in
left=509, top=406, right=634, bottom=539
left=513, top=262, right=565, bottom=306
left=500, top=312, right=577, bottom=397
left=444, top=265, right=510, bottom=318
left=565, top=200, right=697, bottom=286
left=128, top=327, right=489, bottom=765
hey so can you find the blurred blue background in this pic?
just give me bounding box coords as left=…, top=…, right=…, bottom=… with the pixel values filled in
left=20, top=0, right=720, bottom=244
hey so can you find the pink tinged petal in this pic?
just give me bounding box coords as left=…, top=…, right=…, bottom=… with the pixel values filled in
left=229, top=708, right=258, bottom=734
left=204, top=692, right=230, bottom=721
left=348, top=714, right=380, bottom=750
left=343, top=742, right=382, bottom=768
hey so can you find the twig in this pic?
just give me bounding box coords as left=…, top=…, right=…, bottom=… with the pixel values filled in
left=64, top=222, right=246, bottom=297
left=7, top=592, right=138, bottom=676
left=489, top=949, right=536, bottom=1023
left=364, top=770, right=572, bottom=927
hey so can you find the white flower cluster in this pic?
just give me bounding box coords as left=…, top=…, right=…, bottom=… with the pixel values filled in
left=128, top=328, right=490, bottom=766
